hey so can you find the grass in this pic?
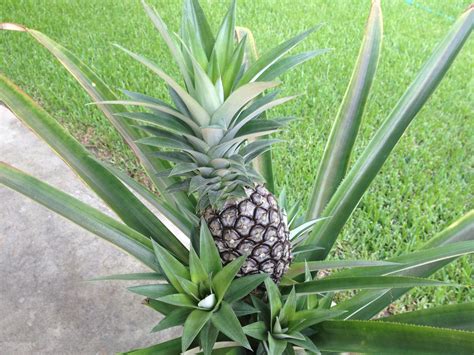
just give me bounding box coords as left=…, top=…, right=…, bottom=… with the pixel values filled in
left=1, top=0, right=472, bottom=313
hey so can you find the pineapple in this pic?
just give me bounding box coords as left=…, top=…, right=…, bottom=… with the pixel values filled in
left=204, top=185, right=291, bottom=281
left=105, top=0, right=320, bottom=281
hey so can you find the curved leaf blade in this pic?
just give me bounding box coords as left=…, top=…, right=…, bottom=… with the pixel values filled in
left=128, top=284, right=176, bottom=299
left=114, top=44, right=211, bottom=126
left=121, top=336, right=181, bottom=355
left=211, top=301, right=251, bottom=350
left=242, top=321, right=267, bottom=341
left=182, top=309, right=213, bottom=352
left=224, top=273, right=268, bottom=304
left=379, top=302, right=474, bottom=331
left=0, top=73, right=189, bottom=261
left=306, top=0, right=383, bottom=220
left=212, top=256, right=246, bottom=302
left=292, top=276, right=452, bottom=294
left=151, top=307, right=191, bottom=333
left=140, top=0, right=193, bottom=89
left=89, top=272, right=164, bottom=281
left=234, top=27, right=275, bottom=192
left=258, top=49, right=330, bottom=82
left=0, top=162, right=158, bottom=270
left=237, top=26, right=321, bottom=86
left=100, top=161, right=194, bottom=242
left=334, top=211, right=474, bottom=319
left=312, top=320, right=474, bottom=354
left=157, top=294, right=197, bottom=308
left=300, top=4, right=474, bottom=260
left=332, top=240, right=474, bottom=279
left=200, top=219, right=223, bottom=274
left=286, top=259, right=398, bottom=279
left=211, top=81, right=279, bottom=127
left=152, top=240, right=190, bottom=293
left=0, top=23, right=195, bottom=215
left=264, top=278, right=282, bottom=323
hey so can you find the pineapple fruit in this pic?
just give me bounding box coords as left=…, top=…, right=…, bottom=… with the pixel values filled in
left=204, top=185, right=291, bottom=281
left=108, top=0, right=320, bottom=282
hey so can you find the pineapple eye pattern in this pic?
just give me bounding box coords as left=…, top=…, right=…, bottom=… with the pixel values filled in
left=205, top=185, right=291, bottom=282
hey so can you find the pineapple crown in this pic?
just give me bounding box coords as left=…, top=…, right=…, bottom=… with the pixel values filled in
left=105, top=0, right=325, bottom=210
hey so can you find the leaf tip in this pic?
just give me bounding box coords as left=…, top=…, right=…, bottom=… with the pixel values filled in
left=0, top=23, right=27, bottom=31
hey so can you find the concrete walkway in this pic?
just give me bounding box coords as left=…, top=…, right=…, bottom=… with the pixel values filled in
left=0, top=106, right=176, bottom=354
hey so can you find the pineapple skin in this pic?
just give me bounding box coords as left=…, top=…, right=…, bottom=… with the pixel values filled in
left=204, top=185, right=291, bottom=282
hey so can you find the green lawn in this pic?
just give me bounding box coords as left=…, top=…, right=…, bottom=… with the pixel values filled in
left=1, top=0, right=472, bottom=312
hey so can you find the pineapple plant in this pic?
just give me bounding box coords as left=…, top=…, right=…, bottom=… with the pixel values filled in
left=1, top=0, right=473, bottom=354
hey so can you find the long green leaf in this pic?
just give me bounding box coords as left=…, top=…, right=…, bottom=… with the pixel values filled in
left=237, top=26, right=321, bottom=86
left=332, top=240, right=474, bottom=278
left=101, top=161, right=194, bottom=240
left=225, top=95, right=295, bottom=139
left=0, top=162, right=158, bottom=270
left=224, top=273, right=268, bottom=304
left=212, top=0, right=236, bottom=73
left=89, top=272, right=164, bottom=281
left=151, top=307, right=191, bottom=333
left=177, top=275, right=200, bottom=299
left=152, top=240, right=190, bottom=293
left=92, top=99, right=200, bottom=134
left=157, top=293, right=197, bottom=308
left=0, top=73, right=190, bottom=262
left=306, top=0, right=382, bottom=220
left=114, top=44, right=211, bottom=126
left=235, top=26, right=274, bottom=192
left=189, top=247, right=208, bottom=284
left=211, top=302, right=251, bottom=350
left=232, top=302, right=259, bottom=318
left=334, top=211, right=474, bottom=319
left=242, top=321, right=267, bottom=341
left=128, top=284, right=176, bottom=299
left=258, top=49, right=330, bottom=82
left=143, top=298, right=176, bottom=316
left=299, top=3, right=473, bottom=261
left=182, top=309, right=213, bottom=352
left=211, top=81, right=279, bottom=127
left=292, top=276, right=451, bottom=294
left=0, top=23, right=194, bottom=215
left=141, top=0, right=193, bottom=90
left=379, top=302, right=474, bottom=331
left=115, top=111, right=195, bottom=135
left=121, top=337, right=181, bottom=355
left=199, top=322, right=219, bottom=355
left=212, top=256, right=245, bottom=302
left=279, top=287, right=296, bottom=325
left=222, top=36, right=247, bottom=98
left=424, top=210, right=474, bottom=248
left=185, top=342, right=244, bottom=355
left=288, top=309, right=347, bottom=333
left=312, top=320, right=474, bottom=354
left=184, top=0, right=215, bottom=58
left=268, top=334, right=286, bottom=355
left=264, top=278, right=282, bottom=324
left=286, top=259, right=397, bottom=279
left=180, top=16, right=209, bottom=72
left=199, top=220, right=223, bottom=274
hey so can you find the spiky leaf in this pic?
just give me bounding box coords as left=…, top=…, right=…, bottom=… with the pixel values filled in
left=212, top=301, right=251, bottom=350
left=199, top=219, right=223, bottom=274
